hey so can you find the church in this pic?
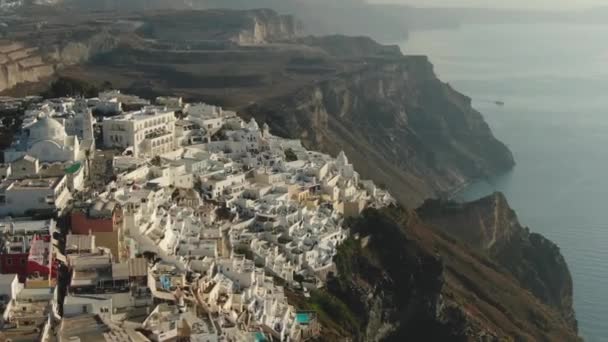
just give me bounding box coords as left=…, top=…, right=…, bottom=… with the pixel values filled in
left=4, top=110, right=94, bottom=163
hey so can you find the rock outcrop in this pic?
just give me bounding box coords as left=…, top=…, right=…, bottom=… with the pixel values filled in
left=317, top=206, right=580, bottom=341
left=137, top=9, right=300, bottom=45
left=242, top=9, right=300, bottom=45
left=417, top=192, right=577, bottom=331
left=0, top=42, right=54, bottom=92
left=0, top=30, right=118, bottom=92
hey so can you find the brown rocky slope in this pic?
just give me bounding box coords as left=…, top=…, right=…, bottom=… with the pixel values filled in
left=316, top=205, right=580, bottom=341
left=417, top=192, right=577, bottom=331
left=244, top=44, right=515, bottom=206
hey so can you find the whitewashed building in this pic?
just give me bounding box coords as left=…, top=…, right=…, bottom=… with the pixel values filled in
left=102, top=107, right=177, bottom=158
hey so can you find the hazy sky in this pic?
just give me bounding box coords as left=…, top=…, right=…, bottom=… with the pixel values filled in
left=368, top=0, right=600, bottom=10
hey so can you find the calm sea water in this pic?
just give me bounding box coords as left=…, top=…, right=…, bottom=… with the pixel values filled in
left=401, top=23, right=608, bottom=341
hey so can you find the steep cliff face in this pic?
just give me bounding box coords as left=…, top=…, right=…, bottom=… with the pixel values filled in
left=65, top=0, right=192, bottom=10
left=417, top=193, right=577, bottom=331
left=0, top=31, right=119, bottom=92
left=245, top=48, right=514, bottom=206
left=137, top=9, right=299, bottom=45
left=0, top=43, right=54, bottom=92
left=241, top=9, right=300, bottom=45
left=295, top=35, right=402, bottom=59
left=45, top=31, right=120, bottom=67
left=319, top=207, right=580, bottom=341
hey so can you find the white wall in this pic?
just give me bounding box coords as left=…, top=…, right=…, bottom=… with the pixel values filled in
left=0, top=274, right=22, bottom=301
left=0, top=177, right=70, bottom=216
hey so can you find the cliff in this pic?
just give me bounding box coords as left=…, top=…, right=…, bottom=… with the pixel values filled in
left=137, top=9, right=300, bottom=45
left=417, top=193, right=577, bottom=331
left=309, top=206, right=580, bottom=341
left=64, top=0, right=409, bottom=41
left=0, top=42, right=54, bottom=92
left=0, top=30, right=119, bottom=92
left=245, top=38, right=514, bottom=206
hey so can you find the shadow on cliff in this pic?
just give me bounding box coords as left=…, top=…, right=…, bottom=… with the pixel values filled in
left=311, top=205, right=580, bottom=341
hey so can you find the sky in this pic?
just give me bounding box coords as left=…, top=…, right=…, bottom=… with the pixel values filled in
left=367, top=0, right=601, bottom=10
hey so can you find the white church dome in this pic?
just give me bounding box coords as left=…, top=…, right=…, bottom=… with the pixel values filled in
left=28, top=117, right=67, bottom=143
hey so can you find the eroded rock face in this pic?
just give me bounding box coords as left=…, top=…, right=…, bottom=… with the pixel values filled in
left=323, top=207, right=580, bottom=342
left=241, top=9, right=300, bottom=45
left=0, top=32, right=118, bottom=92
left=246, top=46, right=514, bottom=206
left=137, top=9, right=300, bottom=45
left=418, top=192, right=577, bottom=331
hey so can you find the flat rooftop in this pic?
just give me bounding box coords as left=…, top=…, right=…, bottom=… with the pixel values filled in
left=0, top=219, right=52, bottom=235
left=59, top=314, right=111, bottom=342
left=105, top=107, right=174, bottom=122
left=10, top=177, right=61, bottom=190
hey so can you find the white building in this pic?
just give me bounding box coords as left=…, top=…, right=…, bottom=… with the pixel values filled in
left=184, top=103, right=225, bottom=137
left=142, top=304, right=218, bottom=342
left=102, top=107, right=177, bottom=158
left=0, top=176, right=70, bottom=216
left=4, top=116, right=86, bottom=163
left=0, top=273, right=22, bottom=302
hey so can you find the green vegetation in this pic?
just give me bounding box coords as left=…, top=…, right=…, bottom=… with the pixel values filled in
left=150, top=156, right=162, bottom=167
left=306, top=290, right=361, bottom=336
left=284, top=148, right=298, bottom=162
left=332, top=237, right=359, bottom=284
left=42, top=77, right=113, bottom=98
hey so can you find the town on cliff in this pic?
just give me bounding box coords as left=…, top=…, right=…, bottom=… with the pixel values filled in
left=0, top=91, right=394, bottom=341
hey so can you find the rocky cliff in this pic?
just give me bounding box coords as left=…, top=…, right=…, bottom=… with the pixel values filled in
left=0, top=42, right=54, bottom=92
left=137, top=9, right=300, bottom=45
left=417, top=192, right=577, bottom=331
left=245, top=38, right=514, bottom=206
left=312, top=206, right=580, bottom=341
left=0, top=30, right=119, bottom=92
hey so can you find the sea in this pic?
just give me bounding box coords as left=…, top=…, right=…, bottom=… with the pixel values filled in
left=400, top=23, right=608, bottom=341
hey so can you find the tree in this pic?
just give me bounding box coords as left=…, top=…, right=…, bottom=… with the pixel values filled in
left=42, top=77, right=101, bottom=99
left=101, top=80, right=113, bottom=90
left=285, top=148, right=298, bottom=162
left=151, top=156, right=162, bottom=166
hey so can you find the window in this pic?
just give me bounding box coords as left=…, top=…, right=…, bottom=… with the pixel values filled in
left=20, top=258, right=26, bottom=265
left=6, top=257, right=12, bottom=265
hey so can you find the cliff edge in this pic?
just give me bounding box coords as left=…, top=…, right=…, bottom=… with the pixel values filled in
left=417, top=192, right=577, bottom=331
left=306, top=206, right=580, bottom=341
left=246, top=36, right=514, bottom=206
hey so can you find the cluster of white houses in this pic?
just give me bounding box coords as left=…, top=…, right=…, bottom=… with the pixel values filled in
left=0, top=91, right=393, bottom=341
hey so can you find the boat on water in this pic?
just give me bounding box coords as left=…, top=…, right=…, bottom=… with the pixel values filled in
left=495, top=100, right=505, bottom=106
